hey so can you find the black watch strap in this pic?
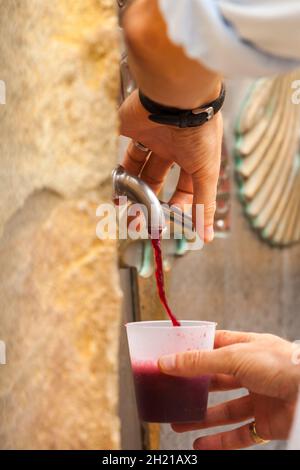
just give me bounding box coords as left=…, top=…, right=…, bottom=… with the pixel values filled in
left=139, top=84, right=225, bottom=128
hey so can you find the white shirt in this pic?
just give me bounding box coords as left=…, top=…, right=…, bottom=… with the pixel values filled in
left=159, top=0, right=300, bottom=77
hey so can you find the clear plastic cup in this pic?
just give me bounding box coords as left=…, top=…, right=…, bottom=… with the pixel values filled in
left=126, top=320, right=216, bottom=423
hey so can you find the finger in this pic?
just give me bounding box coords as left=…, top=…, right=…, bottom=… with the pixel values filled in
left=122, top=140, right=151, bottom=176
left=139, top=153, right=173, bottom=194
left=169, top=170, right=193, bottom=208
left=172, top=395, right=253, bottom=434
left=214, top=330, right=258, bottom=349
left=209, top=374, right=241, bottom=392
left=191, top=114, right=223, bottom=243
left=158, top=347, right=237, bottom=378
left=192, top=168, right=219, bottom=243
left=193, top=422, right=268, bottom=450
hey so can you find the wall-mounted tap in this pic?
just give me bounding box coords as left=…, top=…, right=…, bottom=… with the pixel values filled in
left=112, top=165, right=164, bottom=235
left=112, top=165, right=198, bottom=276
left=112, top=165, right=195, bottom=238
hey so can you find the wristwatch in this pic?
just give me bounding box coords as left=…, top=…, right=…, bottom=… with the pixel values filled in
left=139, top=83, right=225, bottom=129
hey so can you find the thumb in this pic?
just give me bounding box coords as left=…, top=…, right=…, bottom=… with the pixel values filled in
left=158, top=348, right=235, bottom=378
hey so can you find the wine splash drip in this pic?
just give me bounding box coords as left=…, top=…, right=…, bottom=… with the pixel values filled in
left=151, top=238, right=181, bottom=327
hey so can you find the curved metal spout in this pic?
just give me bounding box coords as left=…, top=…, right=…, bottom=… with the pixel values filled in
left=112, top=165, right=164, bottom=233
left=112, top=165, right=195, bottom=237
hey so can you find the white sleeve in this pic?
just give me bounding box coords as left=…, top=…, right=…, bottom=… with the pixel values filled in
left=158, top=0, right=300, bottom=78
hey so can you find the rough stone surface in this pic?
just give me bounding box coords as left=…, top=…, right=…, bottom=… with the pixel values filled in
left=0, top=0, right=118, bottom=230
left=0, top=0, right=121, bottom=450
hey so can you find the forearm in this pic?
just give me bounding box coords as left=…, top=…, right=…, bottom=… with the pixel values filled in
left=123, top=0, right=222, bottom=109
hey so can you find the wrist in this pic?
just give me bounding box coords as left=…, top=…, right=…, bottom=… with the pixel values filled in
left=138, top=83, right=225, bottom=129
left=140, top=77, right=222, bottom=110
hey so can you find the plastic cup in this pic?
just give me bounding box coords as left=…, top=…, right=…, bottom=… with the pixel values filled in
left=126, top=320, right=216, bottom=423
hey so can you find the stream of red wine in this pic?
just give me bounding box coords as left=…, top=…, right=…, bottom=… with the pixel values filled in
left=151, top=238, right=181, bottom=327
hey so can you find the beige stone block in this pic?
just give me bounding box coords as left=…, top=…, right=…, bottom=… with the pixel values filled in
left=0, top=190, right=122, bottom=449
left=0, top=0, right=121, bottom=450
left=0, top=0, right=119, bottom=231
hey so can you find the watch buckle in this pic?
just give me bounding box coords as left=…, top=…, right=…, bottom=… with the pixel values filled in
left=192, top=106, right=214, bottom=121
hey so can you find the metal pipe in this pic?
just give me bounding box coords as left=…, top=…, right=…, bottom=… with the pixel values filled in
left=112, top=165, right=164, bottom=233
left=112, top=165, right=195, bottom=238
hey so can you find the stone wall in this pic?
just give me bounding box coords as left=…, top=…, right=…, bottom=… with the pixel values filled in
left=0, top=0, right=121, bottom=449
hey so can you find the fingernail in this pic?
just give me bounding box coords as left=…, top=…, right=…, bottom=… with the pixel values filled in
left=158, top=355, right=176, bottom=372
left=204, top=226, right=214, bottom=243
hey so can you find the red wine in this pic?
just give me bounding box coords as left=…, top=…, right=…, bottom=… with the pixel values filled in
left=133, top=361, right=210, bottom=423
left=151, top=238, right=180, bottom=327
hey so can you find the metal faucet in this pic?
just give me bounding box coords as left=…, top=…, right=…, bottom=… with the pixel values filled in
left=112, top=165, right=194, bottom=237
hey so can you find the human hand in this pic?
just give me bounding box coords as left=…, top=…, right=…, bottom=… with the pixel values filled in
left=119, top=90, right=223, bottom=243
left=158, top=331, right=300, bottom=449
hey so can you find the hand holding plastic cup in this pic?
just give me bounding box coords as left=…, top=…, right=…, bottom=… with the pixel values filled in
left=126, top=321, right=216, bottom=423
